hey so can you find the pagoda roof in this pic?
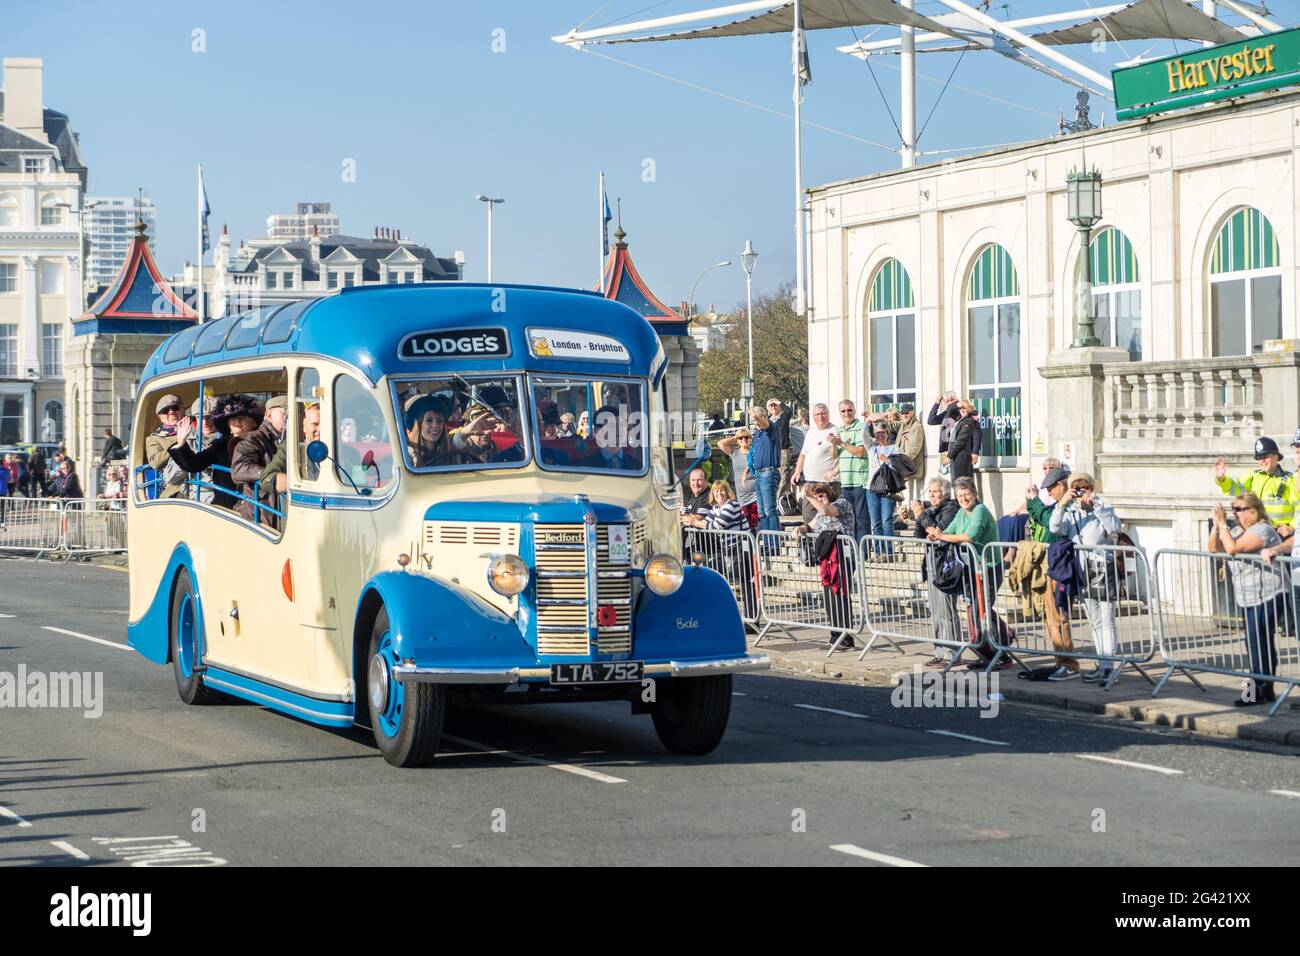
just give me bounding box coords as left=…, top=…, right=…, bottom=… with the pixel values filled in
left=600, top=227, right=687, bottom=337
left=77, top=221, right=197, bottom=336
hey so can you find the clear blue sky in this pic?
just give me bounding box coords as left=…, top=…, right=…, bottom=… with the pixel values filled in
left=6, top=0, right=1274, bottom=313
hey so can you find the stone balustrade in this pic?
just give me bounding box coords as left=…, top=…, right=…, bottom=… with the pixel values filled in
left=1106, top=357, right=1263, bottom=445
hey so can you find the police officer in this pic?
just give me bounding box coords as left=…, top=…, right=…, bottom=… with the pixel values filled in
left=1213, top=436, right=1298, bottom=529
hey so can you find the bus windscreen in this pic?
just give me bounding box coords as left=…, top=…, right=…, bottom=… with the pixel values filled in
left=392, top=376, right=527, bottom=470
left=531, top=376, right=646, bottom=474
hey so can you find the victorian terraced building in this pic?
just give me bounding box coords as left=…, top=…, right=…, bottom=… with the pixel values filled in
left=806, top=38, right=1300, bottom=553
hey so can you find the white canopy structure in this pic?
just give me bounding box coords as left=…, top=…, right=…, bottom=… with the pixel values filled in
left=553, top=0, right=1285, bottom=315
left=559, top=0, right=955, bottom=43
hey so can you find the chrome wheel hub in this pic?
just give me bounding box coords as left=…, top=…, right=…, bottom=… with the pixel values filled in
left=368, top=653, right=390, bottom=712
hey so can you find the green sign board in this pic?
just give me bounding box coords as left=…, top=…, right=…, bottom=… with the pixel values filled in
left=1113, top=26, right=1300, bottom=120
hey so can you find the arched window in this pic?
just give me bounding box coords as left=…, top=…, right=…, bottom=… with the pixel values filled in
left=866, top=258, right=915, bottom=408
left=39, top=194, right=64, bottom=226
left=1089, top=227, right=1142, bottom=360
left=1210, top=207, right=1281, bottom=356
left=966, top=244, right=1022, bottom=463
left=967, top=244, right=1020, bottom=402
left=0, top=192, right=17, bottom=228
left=41, top=400, right=63, bottom=443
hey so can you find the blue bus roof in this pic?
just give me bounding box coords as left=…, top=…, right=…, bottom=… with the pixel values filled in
left=139, top=283, right=669, bottom=388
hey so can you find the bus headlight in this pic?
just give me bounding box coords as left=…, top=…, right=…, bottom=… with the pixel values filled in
left=487, top=554, right=530, bottom=596
left=644, top=553, right=684, bottom=596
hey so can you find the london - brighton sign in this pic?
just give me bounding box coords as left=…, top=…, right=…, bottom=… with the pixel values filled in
left=1113, top=26, right=1300, bottom=121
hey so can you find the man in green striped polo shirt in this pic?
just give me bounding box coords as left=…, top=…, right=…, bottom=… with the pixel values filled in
left=827, top=399, right=869, bottom=545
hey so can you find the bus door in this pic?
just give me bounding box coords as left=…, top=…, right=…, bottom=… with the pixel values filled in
left=269, top=366, right=342, bottom=694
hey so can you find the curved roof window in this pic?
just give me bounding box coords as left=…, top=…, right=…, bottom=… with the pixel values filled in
left=193, top=314, right=238, bottom=356
left=162, top=323, right=204, bottom=365
left=261, top=299, right=314, bottom=345
left=224, top=306, right=277, bottom=351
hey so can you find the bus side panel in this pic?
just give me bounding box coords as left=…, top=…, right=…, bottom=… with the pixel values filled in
left=359, top=571, right=537, bottom=670
left=127, top=540, right=199, bottom=665
left=632, top=565, right=746, bottom=662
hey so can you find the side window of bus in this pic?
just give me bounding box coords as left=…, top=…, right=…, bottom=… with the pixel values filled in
left=334, top=375, right=393, bottom=491
left=135, top=387, right=191, bottom=503
left=296, top=368, right=322, bottom=482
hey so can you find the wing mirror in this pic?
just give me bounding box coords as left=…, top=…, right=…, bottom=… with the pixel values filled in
left=306, top=440, right=372, bottom=496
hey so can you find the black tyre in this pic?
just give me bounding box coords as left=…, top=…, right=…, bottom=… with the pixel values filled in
left=366, top=606, right=445, bottom=768
left=651, top=674, right=733, bottom=755
left=170, top=567, right=218, bottom=705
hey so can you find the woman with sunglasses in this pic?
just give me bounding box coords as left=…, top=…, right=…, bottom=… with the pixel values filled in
left=1209, top=492, right=1286, bottom=706
left=718, top=428, right=758, bottom=529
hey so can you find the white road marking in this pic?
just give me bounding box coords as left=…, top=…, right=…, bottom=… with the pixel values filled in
left=50, top=840, right=90, bottom=861
left=41, top=626, right=128, bottom=650
left=927, top=729, right=1009, bottom=747
left=1269, top=789, right=1300, bottom=799
left=0, top=613, right=15, bottom=618
left=830, top=844, right=929, bottom=867
left=441, top=733, right=627, bottom=784
left=1076, top=754, right=1184, bottom=776
left=0, top=805, right=33, bottom=827
left=794, top=703, right=870, bottom=719
left=732, top=692, right=747, bottom=697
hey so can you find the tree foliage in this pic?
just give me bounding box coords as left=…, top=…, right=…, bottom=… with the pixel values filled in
left=696, top=282, right=807, bottom=417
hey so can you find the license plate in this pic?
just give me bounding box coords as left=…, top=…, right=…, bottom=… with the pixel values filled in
left=550, top=661, right=644, bottom=684
left=607, top=523, right=630, bottom=564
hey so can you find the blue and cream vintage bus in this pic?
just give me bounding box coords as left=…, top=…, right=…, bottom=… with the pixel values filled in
left=126, top=283, right=767, bottom=766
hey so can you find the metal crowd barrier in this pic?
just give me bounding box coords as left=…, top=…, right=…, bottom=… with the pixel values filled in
left=62, top=498, right=128, bottom=554
left=753, top=529, right=862, bottom=655
left=0, top=497, right=127, bottom=557
left=1151, top=549, right=1299, bottom=715
left=980, top=542, right=1157, bottom=687
left=855, top=536, right=986, bottom=668
left=0, top=497, right=66, bottom=556
left=685, top=527, right=761, bottom=625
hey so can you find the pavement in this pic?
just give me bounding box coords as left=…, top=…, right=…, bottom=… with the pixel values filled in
left=2, top=556, right=1299, bottom=867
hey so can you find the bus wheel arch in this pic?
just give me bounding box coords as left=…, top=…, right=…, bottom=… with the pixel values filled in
left=358, top=595, right=446, bottom=768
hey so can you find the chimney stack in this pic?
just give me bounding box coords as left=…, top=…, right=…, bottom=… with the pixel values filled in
left=2, top=59, right=48, bottom=144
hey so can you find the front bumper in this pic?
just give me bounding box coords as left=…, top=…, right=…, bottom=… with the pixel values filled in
left=391, top=653, right=770, bottom=685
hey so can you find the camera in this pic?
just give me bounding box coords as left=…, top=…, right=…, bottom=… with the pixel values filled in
left=1072, top=488, right=1085, bottom=498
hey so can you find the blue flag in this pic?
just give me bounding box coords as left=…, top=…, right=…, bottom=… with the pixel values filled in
left=602, top=186, right=612, bottom=256
left=200, top=170, right=212, bottom=254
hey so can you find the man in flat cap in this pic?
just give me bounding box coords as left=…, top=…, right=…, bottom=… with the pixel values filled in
left=145, top=393, right=186, bottom=499
left=232, top=395, right=289, bottom=526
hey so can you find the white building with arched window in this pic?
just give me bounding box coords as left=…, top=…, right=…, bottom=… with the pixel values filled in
left=807, top=85, right=1300, bottom=550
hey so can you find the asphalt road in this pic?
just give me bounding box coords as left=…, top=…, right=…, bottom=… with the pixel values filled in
left=1, top=558, right=1298, bottom=867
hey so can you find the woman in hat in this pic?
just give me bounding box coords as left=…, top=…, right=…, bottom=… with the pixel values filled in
left=404, top=393, right=454, bottom=468
left=167, top=395, right=243, bottom=509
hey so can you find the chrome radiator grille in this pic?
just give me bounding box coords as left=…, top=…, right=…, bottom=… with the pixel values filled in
left=534, top=521, right=645, bottom=657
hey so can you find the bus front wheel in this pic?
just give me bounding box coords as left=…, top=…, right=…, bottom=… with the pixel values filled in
left=170, top=568, right=218, bottom=705
left=650, top=674, right=733, bottom=755
left=366, top=607, right=445, bottom=768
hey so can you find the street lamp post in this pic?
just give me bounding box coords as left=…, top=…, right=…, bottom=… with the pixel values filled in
left=475, top=194, right=504, bottom=282
left=686, top=259, right=731, bottom=325
left=1066, top=167, right=1103, bottom=348
left=740, top=240, right=758, bottom=388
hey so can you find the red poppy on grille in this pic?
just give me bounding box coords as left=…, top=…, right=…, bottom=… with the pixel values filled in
left=596, top=605, right=618, bottom=628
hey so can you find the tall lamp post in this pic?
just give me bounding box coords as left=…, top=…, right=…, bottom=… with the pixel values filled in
left=740, top=240, right=758, bottom=411
left=475, top=194, right=504, bottom=282
left=1066, top=167, right=1103, bottom=348
left=687, top=259, right=730, bottom=324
